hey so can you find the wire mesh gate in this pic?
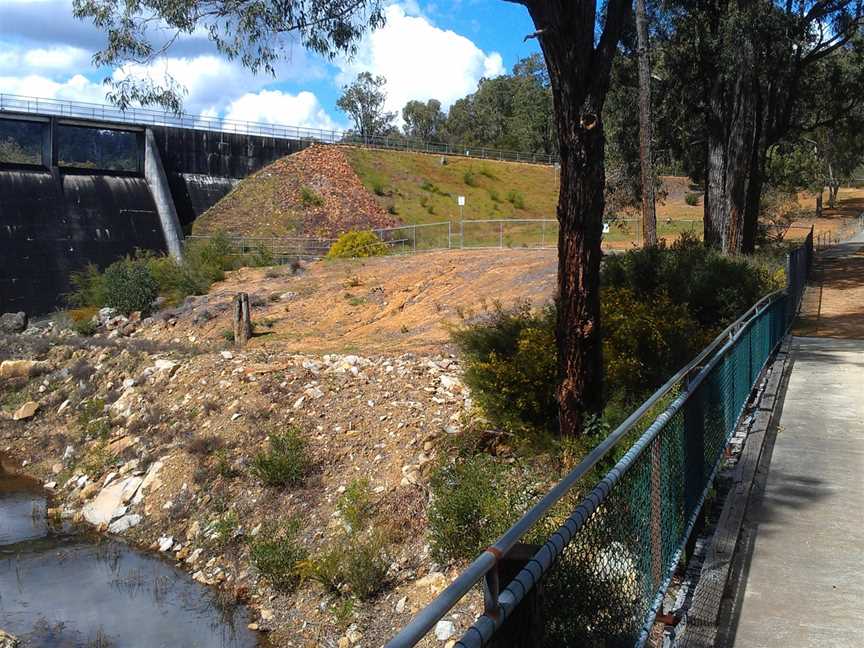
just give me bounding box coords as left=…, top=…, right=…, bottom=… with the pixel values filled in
left=387, top=229, right=813, bottom=648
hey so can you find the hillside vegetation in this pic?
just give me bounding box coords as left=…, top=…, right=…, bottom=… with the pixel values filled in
left=344, top=147, right=560, bottom=224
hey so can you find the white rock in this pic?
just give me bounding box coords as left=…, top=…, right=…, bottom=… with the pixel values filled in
left=44, top=481, right=57, bottom=490
left=120, top=476, right=143, bottom=503
left=57, top=399, right=71, bottom=415
left=108, top=514, right=142, bottom=534
left=292, top=395, right=305, bottom=410
left=435, top=620, right=455, bottom=641
left=158, top=536, right=174, bottom=552
left=81, top=481, right=127, bottom=526
left=439, top=375, right=462, bottom=391
left=395, top=596, right=407, bottom=613
left=154, top=359, right=177, bottom=372
left=221, top=351, right=233, bottom=360
left=305, top=386, right=325, bottom=399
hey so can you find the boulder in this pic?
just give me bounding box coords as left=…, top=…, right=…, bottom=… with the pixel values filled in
left=0, top=312, right=27, bottom=334
left=108, top=514, right=142, bottom=534
left=81, top=480, right=128, bottom=526
left=12, top=401, right=38, bottom=421
left=0, top=359, right=53, bottom=380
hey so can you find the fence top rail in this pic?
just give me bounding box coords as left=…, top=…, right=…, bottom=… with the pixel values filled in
left=0, top=92, right=555, bottom=165
left=386, top=284, right=788, bottom=647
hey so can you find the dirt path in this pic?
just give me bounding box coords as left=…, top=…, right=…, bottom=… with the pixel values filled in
left=795, top=230, right=864, bottom=338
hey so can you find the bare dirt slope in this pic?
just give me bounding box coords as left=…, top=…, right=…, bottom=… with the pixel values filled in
left=154, top=249, right=558, bottom=354
left=192, top=145, right=397, bottom=238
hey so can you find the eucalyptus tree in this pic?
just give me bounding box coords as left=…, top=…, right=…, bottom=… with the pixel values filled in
left=75, top=0, right=633, bottom=435
left=337, top=72, right=396, bottom=137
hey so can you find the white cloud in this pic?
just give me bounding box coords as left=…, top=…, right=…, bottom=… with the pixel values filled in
left=336, top=4, right=505, bottom=117
left=223, top=90, right=340, bottom=131
left=0, top=73, right=105, bottom=103
left=111, top=52, right=326, bottom=116
left=0, top=45, right=91, bottom=78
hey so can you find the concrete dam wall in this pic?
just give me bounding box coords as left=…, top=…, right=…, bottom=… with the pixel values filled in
left=0, top=113, right=309, bottom=315
left=0, top=169, right=165, bottom=315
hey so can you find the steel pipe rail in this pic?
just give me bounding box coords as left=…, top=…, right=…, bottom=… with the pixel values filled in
left=0, top=92, right=557, bottom=166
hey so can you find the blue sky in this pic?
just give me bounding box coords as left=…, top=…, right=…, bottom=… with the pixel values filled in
left=0, top=0, right=542, bottom=130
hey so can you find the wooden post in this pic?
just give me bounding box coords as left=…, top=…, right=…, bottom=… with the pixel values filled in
left=232, top=293, right=252, bottom=347
left=487, top=543, right=544, bottom=648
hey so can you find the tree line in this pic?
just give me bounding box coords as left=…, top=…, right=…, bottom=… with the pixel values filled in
left=336, top=55, right=556, bottom=158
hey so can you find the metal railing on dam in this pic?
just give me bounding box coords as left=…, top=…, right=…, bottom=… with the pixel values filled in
left=385, top=230, right=814, bottom=648
left=0, top=93, right=557, bottom=166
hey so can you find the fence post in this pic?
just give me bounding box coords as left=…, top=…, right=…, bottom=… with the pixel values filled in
left=460, top=220, right=464, bottom=249
left=541, top=220, right=546, bottom=248
left=413, top=225, right=417, bottom=254
left=232, top=293, right=252, bottom=347
left=499, top=221, right=504, bottom=248
left=485, top=544, right=545, bottom=648
left=448, top=221, right=452, bottom=249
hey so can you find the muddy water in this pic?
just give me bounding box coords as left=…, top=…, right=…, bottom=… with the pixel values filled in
left=0, top=460, right=262, bottom=648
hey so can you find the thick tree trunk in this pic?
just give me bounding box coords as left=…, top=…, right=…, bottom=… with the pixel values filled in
left=703, top=35, right=754, bottom=254
left=636, top=0, right=657, bottom=247
left=555, top=125, right=606, bottom=436
left=524, top=0, right=631, bottom=435
left=741, top=94, right=766, bottom=253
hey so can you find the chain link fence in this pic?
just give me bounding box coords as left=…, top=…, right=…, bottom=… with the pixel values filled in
left=387, top=230, right=813, bottom=648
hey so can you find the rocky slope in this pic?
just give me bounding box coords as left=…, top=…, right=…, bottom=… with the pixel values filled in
left=192, top=145, right=397, bottom=238
left=0, top=321, right=485, bottom=647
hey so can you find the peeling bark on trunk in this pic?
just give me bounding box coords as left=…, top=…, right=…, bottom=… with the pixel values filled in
left=524, top=0, right=631, bottom=435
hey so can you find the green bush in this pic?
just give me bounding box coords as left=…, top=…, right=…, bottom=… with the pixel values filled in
left=326, top=230, right=389, bottom=259
left=67, top=263, right=106, bottom=308
left=300, top=185, right=325, bottom=206
left=507, top=190, right=526, bottom=209
left=251, top=428, right=310, bottom=487
left=338, top=479, right=374, bottom=532
left=684, top=192, right=701, bottom=206
left=249, top=519, right=308, bottom=591
left=452, top=302, right=558, bottom=435
left=602, top=287, right=705, bottom=402
left=102, top=257, right=158, bottom=315
left=463, top=170, right=478, bottom=187
left=307, top=533, right=389, bottom=599
left=601, top=233, right=777, bottom=330
left=428, top=455, right=525, bottom=562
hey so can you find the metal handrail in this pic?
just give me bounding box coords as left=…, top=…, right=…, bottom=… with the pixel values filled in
left=385, top=285, right=787, bottom=647
left=0, top=92, right=557, bottom=165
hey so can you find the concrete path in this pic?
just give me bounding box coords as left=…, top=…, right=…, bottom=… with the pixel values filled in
left=724, top=240, right=864, bottom=647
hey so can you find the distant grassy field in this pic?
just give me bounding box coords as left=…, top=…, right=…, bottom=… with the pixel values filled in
left=344, top=147, right=560, bottom=224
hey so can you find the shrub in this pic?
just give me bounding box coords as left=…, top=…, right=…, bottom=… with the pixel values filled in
left=251, top=428, right=310, bottom=487
left=601, top=233, right=776, bottom=330
left=428, top=455, right=524, bottom=563
left=451, top=302, right=558, bottom=434
left=102, top=257, right=158, bottom=315
left=488, top=189, right=501, bottom=203
left=300, top=185, right=325, bottom=207
left=326, top=231, right=389, bottom=259
left=69, top=307, right=98, bottom=336
left=463, top=170, right=478, bottom=187
left=67, top=263, right=106, bottom=308
left=306, top=533, right=388, bottom=600
left=337, top=479, right=374, bottom=532
left=372, top=180, right=387, bottom=196
left=602, top=287, right=704, bottom=402
left=684, top=192, right=701, bottom=206
left=249, top=519, right=308, bottom=591
left=507, top=190, right=526, bottom=209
